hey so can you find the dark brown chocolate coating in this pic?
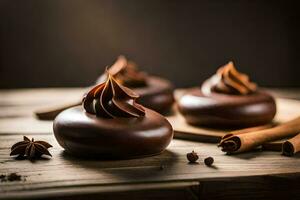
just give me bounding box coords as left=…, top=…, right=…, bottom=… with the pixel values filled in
left=177, top=87, right=276, bottom=128
left=135, top=76, right=174, bottom=114
left=53, top=106, right=173, bottom=158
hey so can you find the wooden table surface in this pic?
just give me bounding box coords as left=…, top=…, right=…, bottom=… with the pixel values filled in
left=0, top=88, right=300, bottom=200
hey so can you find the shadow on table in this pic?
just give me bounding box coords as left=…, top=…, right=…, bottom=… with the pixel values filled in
left=225, top=148, right=265, bottom=160
left=60, top=149, right=180, bottom=180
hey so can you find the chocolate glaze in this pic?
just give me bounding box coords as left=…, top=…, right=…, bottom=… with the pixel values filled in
left=178, top=62, right=276, bottom=128
left=53, top=106, right=173, bottom=158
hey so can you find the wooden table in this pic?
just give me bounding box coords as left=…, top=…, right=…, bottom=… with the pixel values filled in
left=0, top=88, right=300, bottom=200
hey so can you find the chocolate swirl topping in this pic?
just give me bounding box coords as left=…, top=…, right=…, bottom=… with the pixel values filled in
left=97, top=56, right=147, bottom=87
left=83, top=71, right=145, bottom=118
left=208, top=61, right=257, bottom=95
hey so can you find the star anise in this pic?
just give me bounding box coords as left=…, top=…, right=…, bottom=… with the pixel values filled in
left=10, top=136, right=52, bottom=159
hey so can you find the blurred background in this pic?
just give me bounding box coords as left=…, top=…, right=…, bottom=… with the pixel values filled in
left=0, top=0, right=299, bottom=89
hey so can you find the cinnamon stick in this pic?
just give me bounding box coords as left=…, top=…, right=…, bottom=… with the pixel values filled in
left=218, top=117, right=300, bottom=154
left=282, top=133, right=300, bottom=156
left=262, top=141, right=283, bottom=151
left=222, top=124, right=282, bottom=151
left=221, top=124, right=275, bottom=140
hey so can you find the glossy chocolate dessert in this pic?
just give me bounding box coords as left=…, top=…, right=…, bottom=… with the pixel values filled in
left=177, top=61, right=276, bottom=128
left=53, top=71, right=173, bottom=158
left=97, top=56, right=174, bottom=114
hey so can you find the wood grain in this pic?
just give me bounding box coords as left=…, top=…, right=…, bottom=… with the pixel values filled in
left=0, top=88, right=300, bottom=200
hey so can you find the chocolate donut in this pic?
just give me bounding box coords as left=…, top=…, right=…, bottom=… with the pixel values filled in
left=97, top=56, right=174, bottom=114
left=53, top=71, right=173, bottom=158
left=177, top=62, right=276, bottom=128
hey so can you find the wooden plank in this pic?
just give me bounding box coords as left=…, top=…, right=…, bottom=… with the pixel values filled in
left=0, top=180, right=200, bottom=200
left=0, top=88, right=300, bottom=199
left=0, top=88, right=85, bottom=106
left=198, top=174, right=300, bottom=200
left=1, top=134, right=300, bottom=199
left=0, top=88, right=84, bottom=134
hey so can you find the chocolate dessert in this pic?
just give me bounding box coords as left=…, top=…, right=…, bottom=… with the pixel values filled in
left=177, top=61, right=276, bottom=128
left=53, top=71, right=173, bottom=158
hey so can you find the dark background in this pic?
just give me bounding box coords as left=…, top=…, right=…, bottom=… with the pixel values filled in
left=0, top=0, right=299, bottom=89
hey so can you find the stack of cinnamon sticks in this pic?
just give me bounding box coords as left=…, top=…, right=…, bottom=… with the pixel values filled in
left=218, top=117, right=300, bottom=156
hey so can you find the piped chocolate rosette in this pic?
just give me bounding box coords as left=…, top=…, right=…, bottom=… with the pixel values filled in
left=53, top=71, right=173, bottom=158
left=83, top=71, right=145, bottom=118
left=97, top=56, right=174, bottom=114
left=202, top=61, right=257, bottom=95
left=178, top=61, right=276, bottom=128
